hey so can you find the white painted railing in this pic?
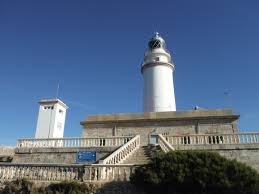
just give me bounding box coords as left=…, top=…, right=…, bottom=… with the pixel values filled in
left=157, top=134, right=174, bottom=153
left=100, top=135, right=140, bottom=165
left=0, top=163, right=138, bottom=182
left=16, top=136, right=133, bottom=148
left=163, top=132, right=259, bottom=146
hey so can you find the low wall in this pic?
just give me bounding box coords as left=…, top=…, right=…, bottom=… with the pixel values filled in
left=219, top=149, right=259, bottom=171
left=0, top=147, right=15, bottom=162
left=0, top=146, right=15, bottom=156
left=175, top=144, right=259, bottom=171
left=13, top=147, right=117, bottom=164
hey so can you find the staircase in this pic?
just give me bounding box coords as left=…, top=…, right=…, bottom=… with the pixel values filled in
left=122, top=145, right=159, bottom=164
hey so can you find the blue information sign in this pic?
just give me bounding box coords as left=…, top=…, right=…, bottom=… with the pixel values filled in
left=76, top=151, right=96, bottom=163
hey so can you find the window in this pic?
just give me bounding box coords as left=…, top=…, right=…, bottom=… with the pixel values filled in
left=43, top=106, right=54, bottom=110
left=149, top=39, right=162, bottom=49
left=59, top=109, right=63, bottom=114
left=57, top=122, right=63, bottom=130
left=155, top=57, right=160, bottom=61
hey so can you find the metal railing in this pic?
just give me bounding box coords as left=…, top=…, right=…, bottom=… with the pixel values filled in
left=16, top=136, right=133, bottom=148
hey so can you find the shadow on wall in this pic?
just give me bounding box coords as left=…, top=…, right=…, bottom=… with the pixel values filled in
left=0, top=156, right=13, bottom=163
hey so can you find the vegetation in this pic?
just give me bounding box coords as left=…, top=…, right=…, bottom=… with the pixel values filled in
left=2, top=152, right=259, bottom=194
left=130, top=151, right=259, bottom=194
left=1, top=179, right=95, bottom=194
left=41, top=181, right=95, bottom=194
left=1, top=179, right=38, bottom=194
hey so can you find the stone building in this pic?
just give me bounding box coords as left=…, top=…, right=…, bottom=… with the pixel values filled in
left=81, top=109, right=239, bottom=145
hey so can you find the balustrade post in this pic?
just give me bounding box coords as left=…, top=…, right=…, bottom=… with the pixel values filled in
left=245, top=135, right=249, bottom=143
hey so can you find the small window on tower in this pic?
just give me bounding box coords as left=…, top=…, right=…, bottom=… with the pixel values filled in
left=155, top=57, right=159, bottom=61
left=57, top=122, right=63, bottom=130
left=59, top=109, right=63, bottom=114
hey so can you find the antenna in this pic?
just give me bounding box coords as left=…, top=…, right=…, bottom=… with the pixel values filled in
left=56, top=83, right=60, bottom=99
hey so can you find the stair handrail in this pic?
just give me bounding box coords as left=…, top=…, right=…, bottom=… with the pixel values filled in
left=158, top=134, right=175, bottom=153
left=99, top=134, right=140, bottom=164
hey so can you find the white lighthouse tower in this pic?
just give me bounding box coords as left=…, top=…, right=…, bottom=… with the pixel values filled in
left=35, top=99, right=68, bottom=138
left=141, top=33, right=176, bottom=112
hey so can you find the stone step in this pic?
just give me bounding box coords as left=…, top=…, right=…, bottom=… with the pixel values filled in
left=122, top=145, right=159, bottom=164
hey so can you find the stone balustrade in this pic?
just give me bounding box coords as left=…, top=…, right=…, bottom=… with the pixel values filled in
left=100, top=135, right=140, bottom=165
left=163, top=132, right=259, bottom=146
left=16, top=136, right=133, bottom=148
left=157, top=134, right=174, bottom=153
left=0, top=163, right=138, bottom=182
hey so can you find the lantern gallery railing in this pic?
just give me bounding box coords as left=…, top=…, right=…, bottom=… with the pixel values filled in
left=0, top=163, right=139, bottom=182
left=157, top=134, right=174, bottom=153
left=163, top=132, right=259, bottom=146
left=16, top=136, right=133, bottom=148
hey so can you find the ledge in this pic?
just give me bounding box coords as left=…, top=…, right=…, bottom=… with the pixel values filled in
left=174, top=143, right=259, bottom=151
left=81, top=109, right=239, bottom=126
left=15, top=147, right=118, bottom=154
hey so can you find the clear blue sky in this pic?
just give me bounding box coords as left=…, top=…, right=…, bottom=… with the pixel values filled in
left=0, top=0, right=259, bottom=145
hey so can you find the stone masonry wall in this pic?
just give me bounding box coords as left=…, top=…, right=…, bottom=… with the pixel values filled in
left=83, top=118, right=237, bottom=145
left=13, top=147, right=117, bottom=164
left=0, top=146, right=15, bottom=156
left=219, top=149, right=259, bottom=171
left=175, top=144, right=259, bottom=172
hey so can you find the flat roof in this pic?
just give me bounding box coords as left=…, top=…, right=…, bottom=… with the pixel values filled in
left=80, top=109, right=239, bottom=125
left=39, top=99, right=68, bottom=109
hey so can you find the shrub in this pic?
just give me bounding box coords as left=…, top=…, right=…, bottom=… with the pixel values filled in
left=0, top=179, right=95, bottom=194
left=130, top=151, right=259, bottom=194
left=42, top=181, right=95, bottom=194
left=1, top=178, right=38, bottom=194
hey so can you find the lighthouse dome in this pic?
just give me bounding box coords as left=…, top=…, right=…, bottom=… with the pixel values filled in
left=148, top=32, right=166, bottom=49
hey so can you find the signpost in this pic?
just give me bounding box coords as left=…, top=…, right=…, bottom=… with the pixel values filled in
left=76, top=151, right=96, bottom=163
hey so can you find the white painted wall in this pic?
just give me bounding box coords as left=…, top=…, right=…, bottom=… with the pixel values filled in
left=142, top=36, right=176, bottom=112
left=143, top=65, right=176, bottom=112
left=35, top=99, right=68, bottom=138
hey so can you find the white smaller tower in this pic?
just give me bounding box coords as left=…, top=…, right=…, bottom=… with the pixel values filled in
left=35, top=99, right=68, bottom=138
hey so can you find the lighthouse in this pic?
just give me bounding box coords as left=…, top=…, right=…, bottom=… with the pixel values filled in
left=141, top=33, right=176, bottom=112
